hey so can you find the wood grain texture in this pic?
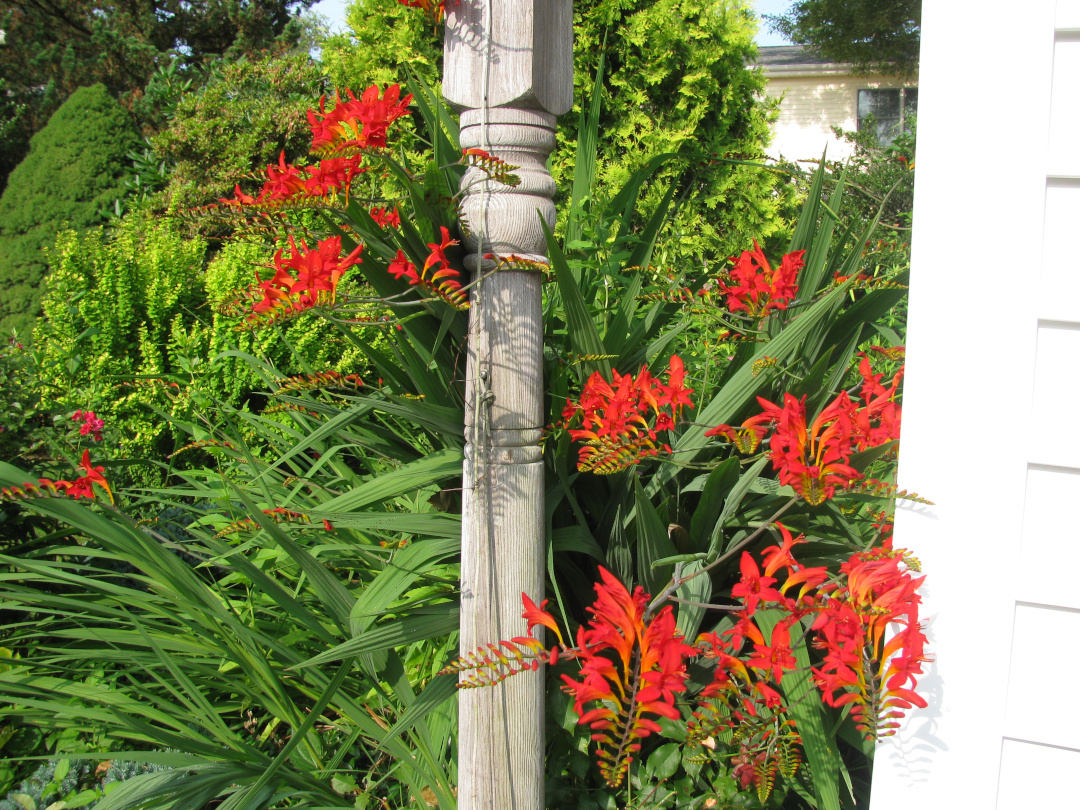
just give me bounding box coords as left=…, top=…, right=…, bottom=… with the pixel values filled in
left=443, top=0, right=573, bottom=115
left=445, top=1, right=571, bottom=805
left=458, top=454, right=545, bottom=809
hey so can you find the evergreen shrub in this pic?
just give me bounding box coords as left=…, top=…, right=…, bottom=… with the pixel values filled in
left=152, top=51, right=327, bottom=210
left=0, top=85, right=139, bottom=334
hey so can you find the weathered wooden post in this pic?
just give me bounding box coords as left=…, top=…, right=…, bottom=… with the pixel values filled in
left=443, top=1, right=572, bottom=806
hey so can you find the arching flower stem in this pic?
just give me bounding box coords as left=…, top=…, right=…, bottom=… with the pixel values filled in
left=645, top=497, right=797, bottom=621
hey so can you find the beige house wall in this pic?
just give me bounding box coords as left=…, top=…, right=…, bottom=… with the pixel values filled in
left=763, top=73, right=914, bottom=164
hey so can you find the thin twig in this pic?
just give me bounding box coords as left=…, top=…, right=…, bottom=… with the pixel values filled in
left=667, top=596, right=742, bottom=611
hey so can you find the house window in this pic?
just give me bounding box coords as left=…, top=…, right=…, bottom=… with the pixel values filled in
left=857, top=88, right=918, bottom=145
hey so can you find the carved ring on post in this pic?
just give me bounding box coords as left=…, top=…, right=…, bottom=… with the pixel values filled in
left=458, top=108, right=558, bottom=272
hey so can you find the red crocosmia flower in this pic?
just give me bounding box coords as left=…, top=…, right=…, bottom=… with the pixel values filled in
left=746, top=619, right=797, bottom=683
left=760, top=522, right=804, bottom=578
left=560, top=567, right=693, bottom=788
left=64, top=476, right=95, bottom=500
left=752, top=681, right=784, bottom=709
left=370, top=205, right=401, bottom=228
left=42, top=450, right=114, bottom=502
left=563, top=357, right=690, bottom=474
left=388, top=250, right=420, bottom=284
left=304, top=156, right=365, bottom=196
left=710, top=356, right=903, bottom=504
left=220, top=184, right=257, bottom=207
left=809, top=544, right=928, bottom=740
left=424, top=226, right=459, bottom=275
left=657, top=354, right=694, bottom=412
left=306, top=96, right=339, bottom=151
left=521, top=593, right=564, bottom=646
left=397, top=0, right=456, bottom=23
left=718, top=241, right=805, bottom=318
left=78, top=450, right=109, bottom=492
left=261, top=151, right=309, bottom=201
left=247, top=236, right=363, bottom=325
left=388, top=231, right=468, bottom=309
left=308, top=84, right=413, bottom=155
left=730, top=551, right=783, bottom=616
left=704, top=418, right=770, bottom=455
left=851, top=356, right=904, bottom=451
left=758, top=392, right=861, bottom=505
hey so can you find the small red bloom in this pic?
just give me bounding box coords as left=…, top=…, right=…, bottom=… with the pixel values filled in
left=388, top=233, right=468, bottom=309
left=731, top=552, right=783, bottom=616
left=370, top=205, right=401, bottom=228
left=521, top=593, right=564, bottom=646
left=72, top=409, right=104, bottom=441
left=718, top=241, right=805, bottom=318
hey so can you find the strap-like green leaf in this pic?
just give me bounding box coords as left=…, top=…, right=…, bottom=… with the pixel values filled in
left=634, top=476, right=677, bottom=596
left=319, top=449, right=463, bottom=513
left=291, top=607, right=459, bottom=670
left=544, top=218, right=608, bottom=379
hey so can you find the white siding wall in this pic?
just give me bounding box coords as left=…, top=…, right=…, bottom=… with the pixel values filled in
left=869, top=0, right=1080, bottom=807
left=764, top=75, right=912, bottom=164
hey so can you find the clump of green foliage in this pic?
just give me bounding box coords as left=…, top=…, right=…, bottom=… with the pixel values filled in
left=33, top=215, right=206, bottom=470
left=0, top=85, right=140, bottom=334
left=152, top=50, right=328, bottom=210
left=30, top=216, right=364, bottom=481
left=830, top=115, right=917, bottom=230
left=562, top=0, right=788, bottom=260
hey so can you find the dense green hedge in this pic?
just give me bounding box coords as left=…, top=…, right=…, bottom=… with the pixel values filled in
left=0, top=85, right=139, bottom=335
left=31, top=216, right=364, bottom=479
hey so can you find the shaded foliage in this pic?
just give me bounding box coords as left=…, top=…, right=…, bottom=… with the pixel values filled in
left=0, top=0, right=318, bottom=188
left=766, top=0, right=921, bottom=77
left=0, top=85, right=139, bottom=334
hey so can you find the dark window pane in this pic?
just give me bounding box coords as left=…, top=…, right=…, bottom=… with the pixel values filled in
left=904, top=88, right=918, bottom=117
left=858, top=89, right=901, bottom=124
left=858, top=89, right=903, bottom=144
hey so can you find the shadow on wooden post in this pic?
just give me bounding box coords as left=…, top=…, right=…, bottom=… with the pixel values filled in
left=443, top=1, right=572, bottom=807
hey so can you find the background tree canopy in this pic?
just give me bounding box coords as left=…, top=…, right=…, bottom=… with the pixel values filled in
left=766, top=0, right=921, bottom=77
left=0, top=0, right=318, bottom=191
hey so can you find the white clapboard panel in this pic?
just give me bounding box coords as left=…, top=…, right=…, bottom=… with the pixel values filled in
left=869, top=0, right=1080, bottom=807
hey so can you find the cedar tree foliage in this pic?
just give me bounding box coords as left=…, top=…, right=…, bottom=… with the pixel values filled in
left=322, top=0, right=789, bottom=262
left=0, top=84, right=140, bottom=334
left=766, top=0, right=921, bottom=78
